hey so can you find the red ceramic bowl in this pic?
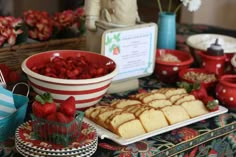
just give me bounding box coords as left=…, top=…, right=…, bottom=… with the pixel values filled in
left=155, top=49, right=194, bottom=83
left=178, top=68, right=218, bottom=90
left=21, top=50, right=118, bottom=110
left=216, top=75, right=236, bottom=109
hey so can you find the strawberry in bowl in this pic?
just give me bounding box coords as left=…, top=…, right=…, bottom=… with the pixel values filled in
left=21, top=50, right=118, bottom=110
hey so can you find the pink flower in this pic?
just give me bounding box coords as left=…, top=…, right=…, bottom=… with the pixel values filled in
left=53, top=10, right=77, bottom=30
left=7, top=34, right=16, bottom=45
left=0, top=16, right=24, bottom=46
left=75, top=7, right=85, bottom=17
left=24, top=10, right=53, bottom=41
left=52, top=7, right=85, bottom=34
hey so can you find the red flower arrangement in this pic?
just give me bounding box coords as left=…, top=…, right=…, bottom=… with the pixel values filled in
left=52, top=7, right=85, bottom=38
left=23, top=7, right=85, bottom=41
left=0, top=16, right=24, bottom=46
left=53, top=10, right=77, bottom=31
left=23, top=10, right=53, bottom=41
left=0, top=7, right=85, bottom=46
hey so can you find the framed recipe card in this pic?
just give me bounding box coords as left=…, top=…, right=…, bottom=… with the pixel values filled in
left=101, top=23, right=157, bottom=93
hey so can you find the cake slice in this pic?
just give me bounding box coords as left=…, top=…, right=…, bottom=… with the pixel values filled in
left=132, top=92, right=147, bottom=100
left=84, top=107, right=96, bottom=118
left=96, top=108, right=123, bottom=128
left=134, top=106, right=151, bottom=117
left=164, top=88, right=187, bottom=98
left=151, top=88, right=174, bottom=94
left=174, top=94, right=195, bottom=105
left=128, top=104, right=143, bottom=114
left=114, top=99, right=141, bottom=109
left=169, top=93, right=187, bottom=103
left=117, top=119, right=146, bottom=138
left=147, top=99, right=172, bottom=109
left=108, top=112, right=136, bottom=133
left=89, top=107, right=109, bottom=121
left=181, top=100, right=209, bottom=118
left=161, top=105, right=190, bottom=125
left=138, top=108, right=169, bottom=132
left=141, top=92, right=166, bottom=103
left=85, top=106, right=107, bottom=119
left=124, top=104, right=140, bottom=112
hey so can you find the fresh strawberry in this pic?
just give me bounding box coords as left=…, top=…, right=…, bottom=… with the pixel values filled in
left=46, top=113, right=57, bottom=122
left=190, top=82, right=208, bottom=100
left=56, top=112, right=71, bottom=134
left=30, top=56, right=115, bottom=79
left=8, top=71, right=20, bottom=83
left=67, top=116, right=74, bottom=122
left=56, top=112, right=70, bottom=123
left=0, top=64, right=11, bottom=83
left=59, top=96, right=76, bottom=117
left=32, top=92, right=57, bottom=118
left=204, top=96, right=219, bottom=112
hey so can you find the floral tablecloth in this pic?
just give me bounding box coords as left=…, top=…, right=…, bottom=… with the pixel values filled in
left=1, top=23, right=236, bottom=157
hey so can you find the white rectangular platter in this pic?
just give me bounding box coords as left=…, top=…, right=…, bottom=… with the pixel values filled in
left=83, top=106, right=228, bottom=145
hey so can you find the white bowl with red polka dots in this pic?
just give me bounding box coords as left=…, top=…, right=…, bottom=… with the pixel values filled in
left=216, top=75, right=236, bottom=109
left=154, top=49, right=194, bottom=83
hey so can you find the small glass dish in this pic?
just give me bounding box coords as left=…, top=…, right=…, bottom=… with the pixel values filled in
left=31, top=111, right=84, bottom=146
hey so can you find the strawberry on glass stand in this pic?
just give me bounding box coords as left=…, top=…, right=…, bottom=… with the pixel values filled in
left=59, top=96, right=76, bottom=117
left=32, top=92, right=57, bottom=118
left=31, top=94, right=80, bottom=146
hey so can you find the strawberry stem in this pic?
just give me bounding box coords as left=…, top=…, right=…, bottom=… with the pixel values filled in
left=192, top=81, right=201, bottom=90
left=35, top=95, right=45, bottom=104
left=35, top=92, right=54, bottom=104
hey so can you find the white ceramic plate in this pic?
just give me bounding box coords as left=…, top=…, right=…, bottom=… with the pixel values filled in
left=186, top=34, right=236, bottom=53
left=84, top=105, right=228, bottom=145
left=15, top=138, right=98, bottom=157
left=15, top=121, right=98, bottom=153
left=15, top=139, right=97, bottom=157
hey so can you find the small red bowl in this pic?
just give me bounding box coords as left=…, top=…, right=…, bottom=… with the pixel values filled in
left=155, top=49, right=194, bottom=83
left=178, top=68, right=218, bottom=90
left=216, top=75, right=236, bottom=109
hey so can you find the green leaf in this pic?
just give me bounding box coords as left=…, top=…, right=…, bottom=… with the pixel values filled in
left=176, top=81, right=193, bottom=93
left=35, top=92, right=53, bottom=104
left=192, top=81, right=201, bottom=90
left=113, top=33, right=120, bottom=42
left=111, top=44, right=117, bottom=50
left=42, top=92, right=54, bottom=103
left=15, top=22, right=28, bottom=44
left=35, top=95, right=45, bottom=104
left=105, top=36, right=112, bottom=45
